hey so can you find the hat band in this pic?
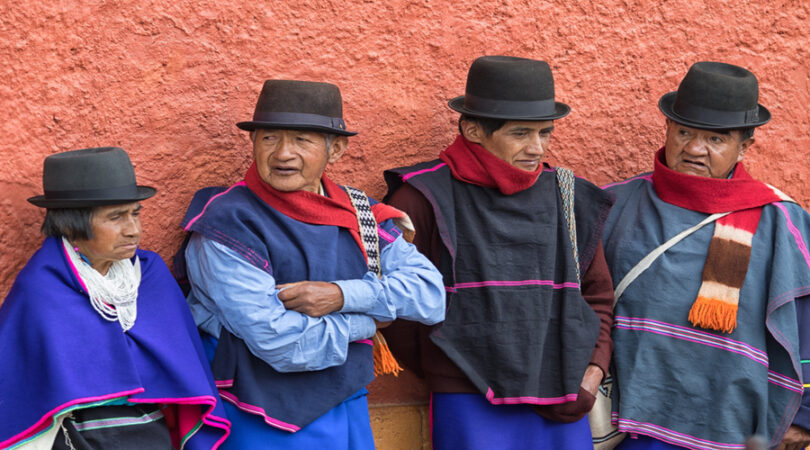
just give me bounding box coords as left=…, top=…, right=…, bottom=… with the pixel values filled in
left=252, top=111, right=347, bottom=131
left=673, top=99, right=759, bottom=127
left=44, top=184, right=139, bottom=200
left=464, top=94, right=556, bottom=117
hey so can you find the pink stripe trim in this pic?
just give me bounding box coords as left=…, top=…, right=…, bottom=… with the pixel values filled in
left=616, top=417, right=745, bottom=449
left=602, top=173, right=652, bottom=189
left=614, top=316, right=768, bottom=366
left=774, top=203, right=810, bottom=271
left=452, top=280, right=579, bottom=290
left=377, top=227, right=396, bottom=243
left=402, top=163, right=447, bottom=181
left=215, top=379, right=234, bottom=388
left=128, top=395, right=231, bottom=448
left=767, top=370, right=803, bottom=393
left=355, top=339, right=374, bottom=346
left=61, top=239, right=89, bottom=293
left=218, top=390, right=301, bottom=432
left=485, top=388, right=577, bottom=405
left=0, top=388, right=144, bottom=448
left=184, top=181, right=247, bottom=231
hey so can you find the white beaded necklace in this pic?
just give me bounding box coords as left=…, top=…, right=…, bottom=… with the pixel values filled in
left=62, top=237, right=141, bottom=332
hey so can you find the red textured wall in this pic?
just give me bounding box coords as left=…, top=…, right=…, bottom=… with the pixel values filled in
left=2, top=0, right=809, bottom=409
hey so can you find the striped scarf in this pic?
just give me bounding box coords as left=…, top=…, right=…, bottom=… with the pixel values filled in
left=652, top=148, right=791, bottom=333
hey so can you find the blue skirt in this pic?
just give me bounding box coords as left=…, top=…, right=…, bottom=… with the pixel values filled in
left=200, top=333, right=374, bottom=450
left=615, top=435, right=687, bottom=449
left=431, top=393, right=593, bottom=450
left=219, top=388, right=374, bottom=450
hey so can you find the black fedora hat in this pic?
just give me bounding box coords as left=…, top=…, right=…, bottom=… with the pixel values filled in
left=236, top=80, right=357, bottom=136
left=659, top=61, right=771, bottom=129
left=448, top=55, right=570, bottom=121
left=28, top=147, right=157, bottom=208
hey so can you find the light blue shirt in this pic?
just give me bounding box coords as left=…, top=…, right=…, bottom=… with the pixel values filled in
left=185, top=232, right=445, bottom=373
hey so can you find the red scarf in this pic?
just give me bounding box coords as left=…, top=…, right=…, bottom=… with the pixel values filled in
left=652, top=148, right=789, bottom=333
left=244, top=162, right=404, bottom=261
left=439, top=135, right=543, bottom=195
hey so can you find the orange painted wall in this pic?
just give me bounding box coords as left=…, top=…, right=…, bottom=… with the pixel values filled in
left=2, top=0, right=809, bottom=440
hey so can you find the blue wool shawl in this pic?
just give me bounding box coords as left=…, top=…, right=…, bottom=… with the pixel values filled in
left=603, top=173, right=810, bottom=449
left=0, top=237, right=230, bottom=449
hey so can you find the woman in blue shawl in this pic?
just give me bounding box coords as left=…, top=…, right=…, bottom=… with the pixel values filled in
left=0, top=147, right=230, bottom=449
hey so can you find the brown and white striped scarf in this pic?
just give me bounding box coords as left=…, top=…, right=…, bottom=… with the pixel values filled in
left=651, top=149, right=792, bottom=333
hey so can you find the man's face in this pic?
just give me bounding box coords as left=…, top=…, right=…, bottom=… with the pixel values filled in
left=464, top=120, right=554, bottom=172
left=74, top=202, right=142, bottom=273
left=664, top=120, right=753, bottom=178
left=252, top=128, right=345, bottom=193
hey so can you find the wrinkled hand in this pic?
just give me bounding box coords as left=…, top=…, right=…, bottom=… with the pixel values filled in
left=777, top=425, right=810, bottom=450
left=580, top=364, right=604, bottom=398
left=277, top=281, right=344, bottom=317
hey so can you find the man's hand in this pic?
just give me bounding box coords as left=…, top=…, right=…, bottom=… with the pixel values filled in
left=777, top=425, right=810, bottom=450
left=580, top=364, right=604, bottom=398
left=277, top=281, right=344, bottom=317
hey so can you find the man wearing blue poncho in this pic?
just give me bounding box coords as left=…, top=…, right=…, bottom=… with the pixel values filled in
left=602, top=62, right=810, bottom=450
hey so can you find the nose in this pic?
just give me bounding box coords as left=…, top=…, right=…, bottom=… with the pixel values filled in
left=525, top=134, right=545, bottom=156
left=274, top=135, right=297, bottom=161
left=683, top=136, right=706, bottom=155
left=123, top=215, right=141, bottom=237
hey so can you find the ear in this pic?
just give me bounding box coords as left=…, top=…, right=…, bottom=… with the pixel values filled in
left=737, top=137, right=754, bottom=162
left=327, top=136, right=348, bottom=164
left=460, top=120, right=485, bottom=144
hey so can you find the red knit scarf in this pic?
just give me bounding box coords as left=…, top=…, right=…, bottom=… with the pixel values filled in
left=244, top=162, right=404, bottom=261
left=439, top=135, right=543, bottom=195
left=652, top=148, right=790, bottom=333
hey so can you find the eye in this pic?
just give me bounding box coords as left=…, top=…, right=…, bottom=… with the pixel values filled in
left=511, top=131, right=528, bottom=137
left=709, top=135, right=724, bottom=144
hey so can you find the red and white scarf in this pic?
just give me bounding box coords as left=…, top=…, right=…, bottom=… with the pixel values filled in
left=652, top=148, right=791, bottom=333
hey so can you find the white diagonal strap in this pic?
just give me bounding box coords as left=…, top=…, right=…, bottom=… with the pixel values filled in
left=613, top=212, right=729, bottom=303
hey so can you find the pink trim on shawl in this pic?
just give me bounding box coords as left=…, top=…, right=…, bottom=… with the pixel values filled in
left=218, top=390, right=301, bottom=433
left=485, top=388, right=577, bottom=405
left=774, top=202, right=810, bottom=271
left=402, top=163, right=447, bottom=181
left=184, top=182, right=247, bottom=230
left=355, top=339, right=374, bottom=346
left=616, top=417, right=746, bottom=450
left=127, top=395, right=231, bottom=449
left=0, top=388, right=144, bottom=449
left=377, top=227, right=397, bottom=243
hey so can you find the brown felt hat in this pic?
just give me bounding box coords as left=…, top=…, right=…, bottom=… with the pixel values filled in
left=659, top=62, right=770, bottom=129
left=448, top=56, right=570, bottom=121
left=237, top=80, right=357, bottom=136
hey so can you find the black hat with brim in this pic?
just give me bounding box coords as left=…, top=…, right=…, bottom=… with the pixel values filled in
left=28, top=147, right=156, bottom=208
left=659, top=61, right=770, bottom=130
left=237, top=80, right=357, bottom=136
left=448, top=55, right=570, bottom=121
